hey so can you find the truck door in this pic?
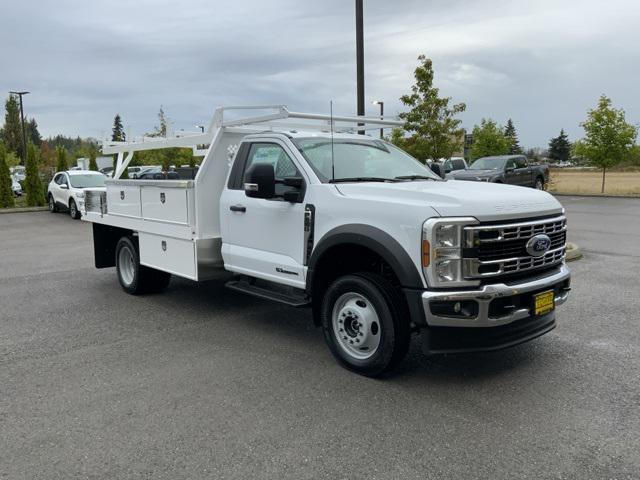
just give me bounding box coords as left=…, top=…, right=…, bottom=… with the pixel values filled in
left=514, top=157, right=531, bottom=186
left=504, top=158, right=519, bottom=185
left=220, top=140, right=308, bottom=288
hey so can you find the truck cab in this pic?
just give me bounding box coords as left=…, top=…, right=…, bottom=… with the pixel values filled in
left=84, top=106, right=570, bottom=377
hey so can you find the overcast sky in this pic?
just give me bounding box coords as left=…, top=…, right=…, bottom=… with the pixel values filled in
left=1, top=0, right=638, bottom=147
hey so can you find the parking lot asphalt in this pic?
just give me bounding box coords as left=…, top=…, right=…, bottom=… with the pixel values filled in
left=1, top=197, right=639, bottom=480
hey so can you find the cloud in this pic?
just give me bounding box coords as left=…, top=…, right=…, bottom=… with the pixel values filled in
left=0, top=0, right=638, bottom=147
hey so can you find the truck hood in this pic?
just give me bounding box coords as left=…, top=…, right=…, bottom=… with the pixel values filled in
left=334, top=180, right=562, bottom=221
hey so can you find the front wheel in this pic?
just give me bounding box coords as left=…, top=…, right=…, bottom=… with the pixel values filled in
left=69, top=199, right=81, bottom=219
left=48, top=194, right=57, bottom=213
left=320, top=273, right=410, bottom=377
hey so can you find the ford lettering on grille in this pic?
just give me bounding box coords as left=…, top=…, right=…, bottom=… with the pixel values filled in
left=526, top=234, right=552, bottom=257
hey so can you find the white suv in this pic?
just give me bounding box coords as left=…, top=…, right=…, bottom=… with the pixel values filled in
left=47, top=170, right=106, bottom=219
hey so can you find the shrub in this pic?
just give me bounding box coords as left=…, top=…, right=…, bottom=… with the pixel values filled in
left=25, top=143, right=45, bottom=206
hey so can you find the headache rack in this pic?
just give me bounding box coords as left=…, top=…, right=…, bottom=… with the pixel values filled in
left=462, top=216, right=567, bottom=280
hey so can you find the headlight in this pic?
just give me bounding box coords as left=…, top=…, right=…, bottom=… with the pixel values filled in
left=75, top=191, right=85, bottom=198
left=422, top=217, right=479, bottom=287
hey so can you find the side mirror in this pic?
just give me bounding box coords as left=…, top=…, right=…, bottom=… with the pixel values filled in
left=429, top=163, right=445, bottom=178
left=444, top=167, right=452, bottom=174
left=244, top=163, right=275, bottom=199
left=283, top=176, right=303, bottom=189
left=60, top=183, right=69, bottom=189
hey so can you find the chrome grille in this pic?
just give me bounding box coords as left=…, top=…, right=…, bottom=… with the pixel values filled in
left=463, top=216, right=566, bottom=279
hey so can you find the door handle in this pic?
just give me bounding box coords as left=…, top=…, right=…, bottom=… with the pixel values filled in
left=230, top=205, right=246, bottom=213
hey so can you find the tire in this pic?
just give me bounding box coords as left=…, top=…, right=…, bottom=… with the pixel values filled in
left=534, top=177, right=545, bottom=190
left=48, top=194, right=58, bottom=213
left=115, top=236, right=171, bottom=295
left=320, top=272, right=410, bottom=377
left=69, top=199, right=81, bottom=219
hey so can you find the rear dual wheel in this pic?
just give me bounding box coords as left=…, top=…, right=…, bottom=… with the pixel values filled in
left=321, top=272, right=410, bottom=377
left=115, top=236, right=171, bottom=295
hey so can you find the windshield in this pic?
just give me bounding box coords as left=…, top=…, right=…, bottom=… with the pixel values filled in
left=469, top=157, right=507, bottom=170
left=69, top=174, right=106, bottom=188
left=293, top=138, right=440, bottom=182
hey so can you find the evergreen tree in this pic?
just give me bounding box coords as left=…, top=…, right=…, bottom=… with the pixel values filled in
left=394, top=55, right=466, bottom=162
left=504, top=118, right=522, bottom=154
left=55, top=146, right=69, bottom=172
left=548, top=129, right=571, bottom=162
left=470, top=119, right=512, bottom=159
left=0, top=143, right=15, bottom=208
left=111, top=114, right=126, bottom=141
left=26, top=118, right=42, bottom=146
left=2, top=95, right=23, bottom=160
left=25, top=143, right=45, bottom=206
left=88, top=148, right=99, bottom=171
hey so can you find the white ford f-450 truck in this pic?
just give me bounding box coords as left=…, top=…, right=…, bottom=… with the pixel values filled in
left=83, top=106, right=571, bottom=376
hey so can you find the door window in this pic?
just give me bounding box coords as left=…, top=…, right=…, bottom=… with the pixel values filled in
left=55, top=174, right=67, bottom=185
left=515, top=157, right=527, bottom=169
left=243, top=143, right=300, bottom=197
left=506, top=159, right=517, bottom=170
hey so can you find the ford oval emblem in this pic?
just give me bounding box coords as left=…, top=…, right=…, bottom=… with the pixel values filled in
left=526, top=234, right=551, bottom=257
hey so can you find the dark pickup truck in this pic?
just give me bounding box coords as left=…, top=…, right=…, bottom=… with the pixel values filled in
left=446, top=155, right=549, bottom=189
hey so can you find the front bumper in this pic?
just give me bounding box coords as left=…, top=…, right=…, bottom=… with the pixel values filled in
left=419, top=264, right=571, bottom=353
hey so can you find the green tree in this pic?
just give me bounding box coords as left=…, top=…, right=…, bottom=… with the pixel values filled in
left=55, top=146, right=69, bottom=172
left=26, top=118, right=42, bottom=146
left=88, top=148, right=99, bottom=171
left=504, top=119, right=522, bottom=154
left=111, top=114, right=125, bottom=142
left=152, top=106, right=169, bottom=137
left=469, top=119, right=511, bottom=160
left=24, top=143, right=45, bottom=206
left=394, top=55, right=466, bottom=162
left=573, top=95, right=637, bottom=193
left=548, top=129, right=571, bottom=162
left=1, top=95, right=23, bottom=161
left=0, top=143, right=15, bottom=208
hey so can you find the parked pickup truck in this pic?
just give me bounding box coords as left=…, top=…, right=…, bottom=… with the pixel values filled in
left=446, top=155, right=549, bottom=190
left=83, top=106, right=570, bottom=377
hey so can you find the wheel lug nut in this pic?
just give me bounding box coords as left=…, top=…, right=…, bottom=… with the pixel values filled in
left=355, top=339, right=360, bottom=343
left=339, top=328, right=344, bottom=332
left=349, top=340, right=353, bottom=344
left=358, top=323, right=363, bottom=328
left=343, top=336, right=347, bottom=340
left=359, top=332, right=363, bottom=336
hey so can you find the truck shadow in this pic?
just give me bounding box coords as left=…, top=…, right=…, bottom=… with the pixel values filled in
left=162, top=276, right=557, bottom=382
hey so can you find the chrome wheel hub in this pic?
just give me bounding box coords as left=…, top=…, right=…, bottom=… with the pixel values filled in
left=332, top=292, right=381, bottom=360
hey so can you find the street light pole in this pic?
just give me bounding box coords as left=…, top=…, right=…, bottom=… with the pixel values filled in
left=372, top=100, right=384, bottom=139
left=355, top=0, right=364, bottom=134
left=9, top=90, right=29, bottom=165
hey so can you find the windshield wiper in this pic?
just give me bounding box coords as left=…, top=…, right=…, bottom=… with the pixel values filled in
left=329, top=177, right=399, bottom=183
left=394, top=175, right=440, bottom=181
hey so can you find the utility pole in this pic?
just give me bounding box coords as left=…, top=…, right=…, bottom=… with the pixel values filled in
left=355, top=0, right=364, bottom=134
left=9, top=90, right=29, bottom=165
left=372, top=100, right=384, bottom=139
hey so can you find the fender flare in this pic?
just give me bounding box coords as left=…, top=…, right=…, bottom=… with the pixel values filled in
left=306, top=224, right=424, bottom=292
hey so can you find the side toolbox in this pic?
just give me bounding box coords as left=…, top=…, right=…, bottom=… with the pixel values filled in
left=138, top=232, right=197, bottom=280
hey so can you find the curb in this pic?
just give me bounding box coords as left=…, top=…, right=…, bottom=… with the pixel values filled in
left=0, top=206, right=49, bottom=214
left=566, top=242, right=582, bottom=262
left=551, top=193, right=640, bottom=199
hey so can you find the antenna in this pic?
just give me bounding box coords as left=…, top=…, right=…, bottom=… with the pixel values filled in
left=330, top=100, right=335, bottom=181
